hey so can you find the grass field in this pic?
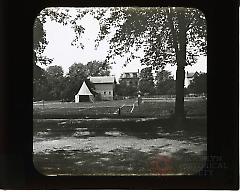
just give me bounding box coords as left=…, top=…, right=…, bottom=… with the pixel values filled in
left=33, top=97, right=207, bottom=176
left=33, top=97, right=206, bottom=119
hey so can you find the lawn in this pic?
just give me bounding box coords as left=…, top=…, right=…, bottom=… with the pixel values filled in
left=33, top=97, right=206, bottom=119
left=33, top=97, right=207, bottom=176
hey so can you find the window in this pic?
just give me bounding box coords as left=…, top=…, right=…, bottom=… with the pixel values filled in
left=109, top=91, right=111, bottom=95
left=104, top=91, right=106, bottom=95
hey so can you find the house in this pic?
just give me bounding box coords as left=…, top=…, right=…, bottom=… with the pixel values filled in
left=90, top=76, right=116, bottom=101
left=119, top=71, right=140, bottom=87
left=75, top=81, right=94, bottom=103
left=185, top=71, right=199, bottom=88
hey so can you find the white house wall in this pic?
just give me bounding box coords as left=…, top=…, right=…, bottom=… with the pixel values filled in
left=94, top=83, right=114, bottom=100
left=75, top=95, right=79, bottom=103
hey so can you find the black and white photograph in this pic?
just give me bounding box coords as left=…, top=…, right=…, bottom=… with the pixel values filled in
left=33, top=7, right=207, bottom=176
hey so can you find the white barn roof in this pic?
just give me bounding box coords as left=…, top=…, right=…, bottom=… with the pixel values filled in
left=90, top=76, right=115, bottom=84
left=76, top=81, right=93, bottom=95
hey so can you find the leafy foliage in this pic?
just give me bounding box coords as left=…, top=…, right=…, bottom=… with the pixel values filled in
left=155, top=70, right=175, bottom=95
left=38, top=8, right=89, bottom=48
left=36, top=7, right=206, bottom=67
left=115, top=81, right=138, bottom=97
left=86, top=60, right=111, bottom=76
left=33, top=65, right=49, bottom=101
left=33, top=17, right=53, bottom=65
left=36, top=7, right=206, bottom=69
left=139, top=66, right=155, bottom=95
left=33, top=8, right=89, bottom=66
left=91, top=7, right=207, bottom=67
left=45, top=66, right=65, bottom=100
left=187, top=73, right=207, bottom=94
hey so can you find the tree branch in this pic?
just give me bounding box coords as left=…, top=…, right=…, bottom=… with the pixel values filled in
left=186, top=12, right=196, bottom=31
left=166, top=8, right=179, bottom=54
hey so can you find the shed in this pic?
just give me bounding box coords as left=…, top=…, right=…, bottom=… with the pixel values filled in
left=75, top=81, right=94, bottom=103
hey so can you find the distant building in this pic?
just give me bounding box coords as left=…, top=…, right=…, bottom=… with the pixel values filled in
left=90, top=76, right=116, bottom=101
left=185, top=71, right=199, bottom=88
left=119, top=71, right=140, bottom=87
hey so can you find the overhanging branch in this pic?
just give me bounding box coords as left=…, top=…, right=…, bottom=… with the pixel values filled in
left=166, top=8, right=179, bottom=58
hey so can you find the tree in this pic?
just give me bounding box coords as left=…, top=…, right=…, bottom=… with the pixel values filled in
left=46, top=65, right=64, bottom=100
left=155, top=70, right=175, bottom=95
left=33, top=16, right=54, bottom=101
left=92, top=7, right=207, bottom=121
left=139, top=66, right=155, bottom=95
left=33, top=65, right=49, bottom=101
left=68, top=63, right=88, bottom=80
left=187, top=73, right=207, bottom=94
left=86, top=60, right=111, bottom=76
left=33, top=17, right=53, bottom=66
left=115, top=81, right=138, bottom=97
left=33, top=8, right=79, bottom=65
left=115, top=82, right=126, bottom=96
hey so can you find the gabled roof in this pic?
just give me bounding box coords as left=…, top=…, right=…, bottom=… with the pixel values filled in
left=76, top=81, right=93, bottom=95
left=187, top=72, right=199, bottom=78
left=90, top=76, right=115, bottom=84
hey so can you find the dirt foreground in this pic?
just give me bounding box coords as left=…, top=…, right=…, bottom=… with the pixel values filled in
left=33, top=118, right=207, bottom=176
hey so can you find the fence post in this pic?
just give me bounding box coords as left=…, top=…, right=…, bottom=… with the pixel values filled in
left=138, top=94, right=141, bottom=106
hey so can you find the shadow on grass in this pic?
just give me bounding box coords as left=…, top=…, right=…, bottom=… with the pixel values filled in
left=34, top=117, right=207, bottom=140
left=33, top=112, right=207, bottom=176
left=33, top=147, right=207, bottom=176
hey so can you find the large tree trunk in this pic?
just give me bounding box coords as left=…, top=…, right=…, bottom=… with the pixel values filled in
left=175, top=65, right=185, bottom=120
left=167, top=8, right=187, bottom=123
left=174, top=10, right=187, bottom=123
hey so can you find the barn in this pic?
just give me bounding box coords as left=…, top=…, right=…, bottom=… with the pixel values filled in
left=90, top=76, right=116, bottom=101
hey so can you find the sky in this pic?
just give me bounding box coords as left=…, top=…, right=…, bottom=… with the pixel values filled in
left=37, top=8, right=207, bottom=81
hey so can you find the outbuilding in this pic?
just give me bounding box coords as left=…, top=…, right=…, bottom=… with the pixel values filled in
left=75, top=81, right=94, bottom=103
left=90, top=76, right=116, bottom=101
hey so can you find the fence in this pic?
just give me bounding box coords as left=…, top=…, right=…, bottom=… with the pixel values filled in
left=141, top=94, right=207, bottom=103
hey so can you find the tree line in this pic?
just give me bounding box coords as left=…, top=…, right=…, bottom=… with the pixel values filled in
left=34, top=62, right=206, bottom=101
left=116, top=66, right=206, bottom=97
left=33, top=61, right=111, bottom=101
